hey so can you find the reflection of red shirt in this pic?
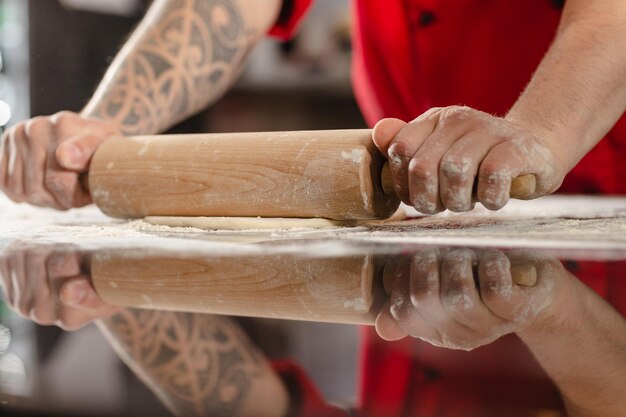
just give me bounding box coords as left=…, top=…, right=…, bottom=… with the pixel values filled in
left=269, top=1, right=626, bottom=415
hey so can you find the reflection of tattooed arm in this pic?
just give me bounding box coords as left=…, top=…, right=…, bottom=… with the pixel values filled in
left=97, top=310, right=289, bottom=417
left=83, top=0, right=281, bottom=135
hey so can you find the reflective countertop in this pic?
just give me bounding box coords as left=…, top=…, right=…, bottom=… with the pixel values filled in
left=0, top=194, right=625, bottom=417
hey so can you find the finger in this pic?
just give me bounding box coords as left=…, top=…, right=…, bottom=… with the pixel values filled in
left=0, top=129, right=9, bottom=191
left=51, top=111, right=116, bottom=139
left=440, top=249, right=502, bottom=330
left=56, top=133, right=112, bottom=172
left=386, top=256, right=443, bottom=341
left=8, top=250, right=31, bottom=317
left=57, top=301, right=120, bottom=331
left=438, top=132, right=502, bottom=212
left=0, top=255, right=13, bottom=302
left=375, top=302, right=409, bottom=341
left=58, top=277, right=103, bottom=309
left=479, top=253, right=552, bottom=325
left=408, top=106, right=484, bottom=213
left=47, top=250, right=82, bottom=280
left=386, top=111, right=440, bottom=204
left=408, top=249, right=448, bottom=327
left=45, top=151, right=89, bottom=209
left=26, top=249, right=56, bottom=324
left=371, top=118, right=407, bottom=154
left=477, top=142, right=527, bottom=210
left=409, top=249, right=440, bottom=307
left=6, top=124, right=26, bottom=201
left=388, top=257, right=413, bottom=322
left=23, top=118, right=63, bottom=208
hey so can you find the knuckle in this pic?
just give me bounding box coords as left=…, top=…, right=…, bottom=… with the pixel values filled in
left=17, top=300, right=31, bottom=318
left=408, top=158, right=436, bottom=181
left=443, top=193, right=471, bottom=213
left=439, top=106, right=472, bottom=124
left=387, top=140, right=414, bottom=164
left=440, top=155, right=472, bottom=181
left=44, top=174, right=71, bottom=205
left=29, top=307, right=52, bottom=324
left=51, top=111, right=77, bottom=134
left=442, top=285, right=474, bottom=312
left=390, top=299, right=411, bottom=322
left=479, top=165, right=509, bottom=184
left=24, top=117, right=50, bottom=139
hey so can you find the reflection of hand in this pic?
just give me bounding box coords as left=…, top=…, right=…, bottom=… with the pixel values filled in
left=0, top=243, right=121, bottom=330
left=375, top=249, right=563, bottom=350
left=0, top=111, right=120, bottom=209
left=372, top=108, right=566, bottom=213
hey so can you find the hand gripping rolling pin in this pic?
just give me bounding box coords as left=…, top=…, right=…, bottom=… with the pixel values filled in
left=87, top=129, right=536, bottom=220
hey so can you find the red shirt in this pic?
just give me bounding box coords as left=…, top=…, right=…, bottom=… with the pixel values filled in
left=271, top=0, right=626, bottom=195
left=269, top=1, right=626, bottom=415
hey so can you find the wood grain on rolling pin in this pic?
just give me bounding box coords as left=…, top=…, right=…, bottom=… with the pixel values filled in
left=88, top=130, right=400, bottom=220
left=91, top=253, right=383, bottom=325
left=91, top=252, right=536, bottom=325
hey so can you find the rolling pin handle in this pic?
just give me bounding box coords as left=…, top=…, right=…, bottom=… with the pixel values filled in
left=379, top=163, right=537, bottom=200
left=80, top=173, right=90, bottom=194
left=381, top=163, right=395, bottom=195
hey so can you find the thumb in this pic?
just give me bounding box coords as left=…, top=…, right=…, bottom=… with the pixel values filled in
left=59, top=277, right=108, bottom=310
left=56, top=133, right=113, bottom=171
left=372, top=118, right=406, bottom=155
left=374, top=303, right=408, bottom=341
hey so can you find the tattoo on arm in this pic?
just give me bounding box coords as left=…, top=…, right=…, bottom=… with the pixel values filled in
left=98, top=310, right=270, bottom=417
left=84, top=0, right=253, bottom=135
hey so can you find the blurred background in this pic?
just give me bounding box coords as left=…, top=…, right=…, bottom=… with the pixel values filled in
left=0, top=0, right=364, bottom=415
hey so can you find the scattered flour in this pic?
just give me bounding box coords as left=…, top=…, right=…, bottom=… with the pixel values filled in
left=1, top=194, right=626, bottom=257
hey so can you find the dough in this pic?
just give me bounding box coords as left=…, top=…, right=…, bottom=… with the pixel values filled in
left=144, top=216, right=360, bottom=230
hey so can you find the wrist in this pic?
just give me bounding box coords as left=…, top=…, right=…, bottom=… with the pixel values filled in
left=504, top=109, right=577, bottom=175
left=516, top=272, right=584, bottom=344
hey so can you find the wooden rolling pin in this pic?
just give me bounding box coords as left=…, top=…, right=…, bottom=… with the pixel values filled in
left=88, top=129, right=536, bottom=220
left=91, top=252, right=536, bottom=325
left=92, top=252, right=386, bottom=325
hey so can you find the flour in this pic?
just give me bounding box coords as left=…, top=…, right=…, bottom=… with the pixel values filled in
left=1, top=193, right=625, bottom=256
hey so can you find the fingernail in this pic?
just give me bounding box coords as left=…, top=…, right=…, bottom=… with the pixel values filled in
left=59, top=145, right=83, bottom=168
left=60, top=281, right=87, bottom=305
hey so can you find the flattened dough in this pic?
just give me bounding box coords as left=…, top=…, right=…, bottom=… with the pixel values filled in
left=144, top=216, right=360, bottom=230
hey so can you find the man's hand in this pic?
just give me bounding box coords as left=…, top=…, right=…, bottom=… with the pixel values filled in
left=0, top=243, right=121, bottom=330
left=375, top=249, right=564, bottom=350
left=372, top=107, right=567, bottom=213
left=0, top=111, right=121, bottom=209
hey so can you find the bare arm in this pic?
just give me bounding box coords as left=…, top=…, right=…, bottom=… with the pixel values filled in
left=81, top=2, right=292, bottom=414
left=96, top=310, right=289, bottom=417
left=0, top=0, right=282, bottom=207
left=83, top=0, right=281, bottom=135
left=375, top=250, right=626, bottom=417
left=372, top=0, right=626, bottom=214
left=506, top=0, right=626, bottom=172
left=518, top=276, right=626, bottom=417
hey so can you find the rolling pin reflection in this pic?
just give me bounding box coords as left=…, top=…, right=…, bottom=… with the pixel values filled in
left=91, top=253, right=384, bottom=325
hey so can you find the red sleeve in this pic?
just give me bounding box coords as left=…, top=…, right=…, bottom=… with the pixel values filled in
left=272, top=360, right=349, bottom=417
left=267, top=0, right=313, bottom=40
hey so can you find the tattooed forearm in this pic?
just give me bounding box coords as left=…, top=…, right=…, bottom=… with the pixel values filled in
left=83, top=0, right=281, bottom=135
left=97, top=310, right=289, bottom=417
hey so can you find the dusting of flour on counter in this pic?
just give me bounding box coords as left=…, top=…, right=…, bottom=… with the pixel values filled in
left=1, top=193, right=626, bottom=253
